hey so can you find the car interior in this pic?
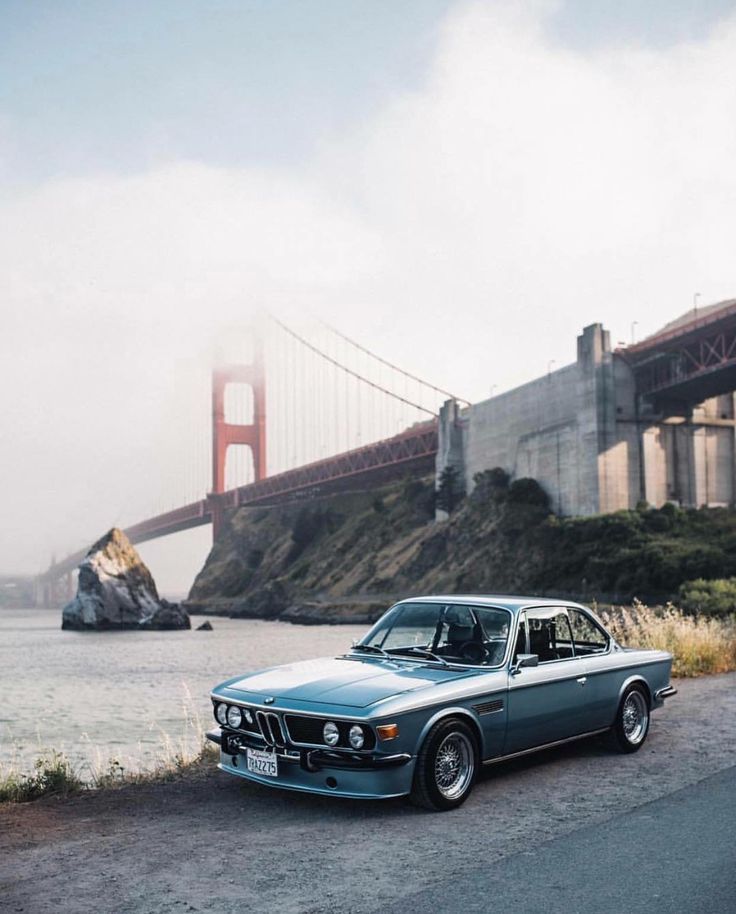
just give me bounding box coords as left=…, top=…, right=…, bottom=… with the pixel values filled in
left=516, top=609, right=609, bottom=662
left=433, top=607, right=508, bottom=665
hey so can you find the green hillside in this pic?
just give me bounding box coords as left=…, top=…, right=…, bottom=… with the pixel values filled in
left=186, top=470, right=736, bottom=622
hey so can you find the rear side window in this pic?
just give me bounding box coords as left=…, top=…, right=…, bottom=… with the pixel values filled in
left=568, top=609, right=609, bottom=655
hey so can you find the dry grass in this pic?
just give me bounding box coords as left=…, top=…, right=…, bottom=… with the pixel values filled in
left=0, top=750, right=84, bottom=803
left=600, top=600, right=736, bottom=677
left=0, top=740, right=218, bottom=804
left=0, top=685, right=218, bottom=804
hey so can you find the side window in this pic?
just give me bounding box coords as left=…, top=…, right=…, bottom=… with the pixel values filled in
left=527, top=609, right=574, bottom=662
left=568, top=609, right=609, bottom=655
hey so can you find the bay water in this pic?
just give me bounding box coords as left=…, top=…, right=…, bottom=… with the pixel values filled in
left=0, top=608, right=368, bottom=777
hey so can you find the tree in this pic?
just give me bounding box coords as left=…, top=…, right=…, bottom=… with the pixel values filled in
left=435, top=465, right=464, bottom=515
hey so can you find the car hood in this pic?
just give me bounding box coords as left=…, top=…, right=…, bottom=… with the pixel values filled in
left=221, top=655, right=477, bottom=708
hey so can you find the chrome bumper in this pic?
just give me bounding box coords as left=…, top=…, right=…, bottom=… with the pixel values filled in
left=653, top=685, right=678, bottom=708
left=207, top=727, right=411, bottom=772
left=655, top=685, right=678, bottom=700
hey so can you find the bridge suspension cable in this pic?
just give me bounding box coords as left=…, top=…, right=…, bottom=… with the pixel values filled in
left=317, top=318, right=469, bottom=406
left=269, top=315, right=437, bottom=416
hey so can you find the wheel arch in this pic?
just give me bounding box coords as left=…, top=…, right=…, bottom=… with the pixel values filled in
left=616, top=674, right=652, bottom=713
left=416, top=707, right=484, bottom=759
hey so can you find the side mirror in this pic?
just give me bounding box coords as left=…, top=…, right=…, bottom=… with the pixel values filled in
left=511, top=653, right=539, bottom=675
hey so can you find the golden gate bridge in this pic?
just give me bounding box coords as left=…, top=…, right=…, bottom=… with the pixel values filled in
left=38, top=315, right=468, bottom=603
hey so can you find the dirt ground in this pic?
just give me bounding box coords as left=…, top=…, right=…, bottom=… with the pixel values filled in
left=2, top=673, right=735, bottom=914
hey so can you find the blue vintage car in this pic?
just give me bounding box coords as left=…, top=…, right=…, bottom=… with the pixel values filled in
left=208, top=596, right=676, bottom=811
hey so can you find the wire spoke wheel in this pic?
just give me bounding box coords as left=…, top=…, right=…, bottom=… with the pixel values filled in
left=433, top=732, right=474, bottom=800
left=622, top=690, right=649, bottom=745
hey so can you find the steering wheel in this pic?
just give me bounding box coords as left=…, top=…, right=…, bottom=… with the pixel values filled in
left=457, top=641, right=487, bottom=664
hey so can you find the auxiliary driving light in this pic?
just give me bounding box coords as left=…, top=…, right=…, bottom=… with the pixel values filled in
left=323, top=721, right=340, bottom=746
left=226, top=705, right=243, bottom=729
left=348, top=725, right=365, bottom=749
left=215, top=702, right=228, bottom=726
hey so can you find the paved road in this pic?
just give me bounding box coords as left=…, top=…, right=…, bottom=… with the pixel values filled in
left=381, top=764, right=736, bottom=914
left=1, top=673, right=735, bottom=914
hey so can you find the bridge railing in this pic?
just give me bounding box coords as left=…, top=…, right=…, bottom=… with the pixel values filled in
left=225, top=420, right=438, bottom=508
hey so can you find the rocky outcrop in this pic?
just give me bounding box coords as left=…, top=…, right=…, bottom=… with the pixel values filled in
left=62, top=528, right=190, bottom=631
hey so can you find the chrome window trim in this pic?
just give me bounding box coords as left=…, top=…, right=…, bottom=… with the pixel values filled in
left=511, top=604, right=614, bottom=667
left=566, top=605, right=612, bottom=657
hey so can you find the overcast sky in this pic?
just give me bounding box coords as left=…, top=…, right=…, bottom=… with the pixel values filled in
left=2, top=0, right=736, bottom=593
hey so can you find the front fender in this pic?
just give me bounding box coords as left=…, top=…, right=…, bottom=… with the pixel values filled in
left=416, top=706, right=485, bottom=758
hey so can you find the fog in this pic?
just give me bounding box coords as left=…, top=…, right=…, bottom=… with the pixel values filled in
left=1, top=1, right=735, bottom=593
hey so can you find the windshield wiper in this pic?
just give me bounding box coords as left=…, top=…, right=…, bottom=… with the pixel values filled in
left=350, top=643, right=390, bottom=659
left=389, top=646, right=449, bottom=666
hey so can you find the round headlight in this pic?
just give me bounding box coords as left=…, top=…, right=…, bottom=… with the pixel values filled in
left=226, top=705, right=243, bottom=729
left=349, top=725, right=365, bottom=749
left=215, top=702, right=228, bottom=725
left=242, top=708, right=254, bottom=727
left=323, top=721, right=340, bottom=746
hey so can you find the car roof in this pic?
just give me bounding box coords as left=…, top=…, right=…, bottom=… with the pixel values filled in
left=393, top=594, right=587, bottom=614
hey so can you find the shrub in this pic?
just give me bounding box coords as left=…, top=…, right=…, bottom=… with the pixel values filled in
left=600, top=600, right=736, bottom=677
left=288, top=507, right=340, bottom=562
left=507, top=478, right=550, bottom=510
left=474, top=467, right=510, bottom=491
left=678, top=578, right=736, bottom=616
left=0, top=751, right=83, bottom=803
left=372, top=496, right=387, bottom=514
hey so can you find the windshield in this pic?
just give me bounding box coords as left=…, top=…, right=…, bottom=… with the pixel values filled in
left=357, top=602, right=512, bottom=666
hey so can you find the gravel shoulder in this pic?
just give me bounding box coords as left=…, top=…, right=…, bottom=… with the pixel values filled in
left=1, top=673, right=735, bottom=914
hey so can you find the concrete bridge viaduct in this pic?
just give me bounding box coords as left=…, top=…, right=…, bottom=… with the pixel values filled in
left=438, top=299, right=736, bottom=515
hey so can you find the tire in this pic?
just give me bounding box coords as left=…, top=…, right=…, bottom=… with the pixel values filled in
left=608, top=684, right=650, bottom=753
left=410, top=718, right=478, bottom=811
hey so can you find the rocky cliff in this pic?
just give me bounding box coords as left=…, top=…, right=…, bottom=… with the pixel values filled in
left=186, top=474, right=551, bottom=622
left=187, top=470, right=736, bottom=623
left=62, top=528, right=190, bottom=631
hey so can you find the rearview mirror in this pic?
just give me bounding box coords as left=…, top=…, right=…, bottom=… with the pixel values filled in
left=511, top=653, right=539, bottom=675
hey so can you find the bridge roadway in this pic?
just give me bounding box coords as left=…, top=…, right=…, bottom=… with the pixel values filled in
left=41, top=420, right=438, bottom=581
left=625, top=297, right=736, bottom=405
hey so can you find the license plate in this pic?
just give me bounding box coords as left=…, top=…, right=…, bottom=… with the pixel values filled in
left=246, top=748, right=278, bottom=778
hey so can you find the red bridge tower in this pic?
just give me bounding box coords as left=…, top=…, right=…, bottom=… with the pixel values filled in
left=209, top=335, right=266, bottom=538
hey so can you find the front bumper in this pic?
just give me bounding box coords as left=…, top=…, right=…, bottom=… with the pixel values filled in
left=207, top=727, right=415, bottom=800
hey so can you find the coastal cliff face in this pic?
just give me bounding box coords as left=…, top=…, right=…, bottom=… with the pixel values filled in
left=186, top=475, right=551, bottom=622
left=62, top=528, right=190, bottom=630
left=187, top=471, right=736, bottom=623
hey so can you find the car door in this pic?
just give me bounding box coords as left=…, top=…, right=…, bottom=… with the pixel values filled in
left=567, top=606, right=617, bottom=729
left=504, top=607, right=593, bottom=754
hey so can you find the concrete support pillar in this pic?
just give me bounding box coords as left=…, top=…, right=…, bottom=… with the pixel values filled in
left=435, top=399, right=466, bottom=521
left=687, top=425, right=708, bottom=507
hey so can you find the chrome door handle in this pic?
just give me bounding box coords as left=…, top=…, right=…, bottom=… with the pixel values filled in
left=576, top=677, right=587, bottom=685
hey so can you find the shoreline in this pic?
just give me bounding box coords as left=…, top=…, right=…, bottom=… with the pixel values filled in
left=2, top=673, right=736, bottom=914
left=2, top=670, right=733, bottom=806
